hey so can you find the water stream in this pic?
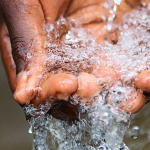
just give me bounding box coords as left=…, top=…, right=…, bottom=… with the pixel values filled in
left=23, top=1, right=150, bottom=150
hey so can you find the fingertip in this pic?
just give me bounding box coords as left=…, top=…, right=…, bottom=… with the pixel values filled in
left=14, top=87, right=37, bottom=104
left=75, top=72, right=101, bottom=98
left=54, top=73, right=78, bottom=95
left=14, top=88, right=28, bottom=104
left=136, top=70, right=150, bottom=92
left=122, top=90, right=146, bottom=114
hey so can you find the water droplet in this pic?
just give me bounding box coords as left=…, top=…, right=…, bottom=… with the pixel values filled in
left=108, top=15, right=115, bottom=22
left=106, top=24, right=112, bottom=31
left=28, top=126, right=33, bottom=134
left=27, top=52, right=32, bottom=59
left=123, top=24, right=128, bottom=30
left=114, top=0, right=123, bottom=5
left=27, top=70, right=32, bottom=76
left=43, top=74, right=47, bottom=79
left=133, top=21, right=137, bottom=24
left=109, top=10, right=114, bottom=14
left=70, top=96, right=79, bottom=105
left=113, top=5, right=117, bottom=12
left=94, top=140, right=101, bottom=146
left=137, top=26, right=141, bottom=30
left=131, top=126, right=140, bottom=139
left=125, top=31, right=129, bottom=36
left=66, top=34, right=71, bottom=40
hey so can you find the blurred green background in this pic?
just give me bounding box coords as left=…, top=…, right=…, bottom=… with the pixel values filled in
left=0, top=57, right=32, bottom=150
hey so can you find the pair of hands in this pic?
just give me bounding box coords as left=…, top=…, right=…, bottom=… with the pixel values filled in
left=0, top=0, right=150, bottom=121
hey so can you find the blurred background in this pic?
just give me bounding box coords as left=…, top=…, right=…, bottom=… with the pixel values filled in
left=0, top=57, right=32, bottom=150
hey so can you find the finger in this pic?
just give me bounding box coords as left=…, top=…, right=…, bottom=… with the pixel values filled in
left=121, top=90, right=146, bottom=114
left=31, top=73, right=78, bottom=106
left=107, top=88, right=146, bottom=114
left=93, top=65, right=118, bottom=85
left=135, top=70, right=150, bottom=92
left=73, top=72, right=102, bottom=104
left=66, top=1, right=104, bottom=25
left=40, top=0, right=71, bottom=23
left=0, top=13, right=16, bottom=92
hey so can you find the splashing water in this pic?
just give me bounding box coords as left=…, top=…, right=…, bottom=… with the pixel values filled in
left=102, top=0, right=123, bottom=31
left=23, top=4, right=150, bottom=150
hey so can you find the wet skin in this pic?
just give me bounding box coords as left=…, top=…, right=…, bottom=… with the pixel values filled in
left=0, top=0, right=149, bottom=120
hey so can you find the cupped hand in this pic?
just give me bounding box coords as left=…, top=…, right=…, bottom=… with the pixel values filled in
left=0, top=0, right=73, bottom=104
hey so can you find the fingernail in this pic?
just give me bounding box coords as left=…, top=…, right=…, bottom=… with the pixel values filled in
left=26, top=87, right=34, bottom=97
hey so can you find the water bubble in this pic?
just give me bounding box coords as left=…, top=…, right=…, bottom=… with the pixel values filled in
left=99, top=145, right=107, bottom=150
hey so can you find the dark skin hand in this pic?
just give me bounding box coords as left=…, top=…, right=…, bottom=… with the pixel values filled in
left=0, top=0, right=149, bottom=121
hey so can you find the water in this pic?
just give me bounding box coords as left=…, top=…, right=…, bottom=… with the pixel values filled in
left=124, top=103, right=150, bottom=150
left=22, top=2, right=150, bottom=150
left=130, top=126, right=140, bottom=139
left=25, top=105, right=130, bottom=150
